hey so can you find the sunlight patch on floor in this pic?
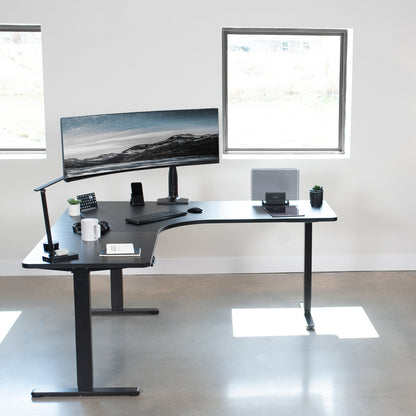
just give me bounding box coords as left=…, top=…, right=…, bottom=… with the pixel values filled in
left=232, top=306, right=379, bottom=339
left=0, top=311, right=21, bottom=343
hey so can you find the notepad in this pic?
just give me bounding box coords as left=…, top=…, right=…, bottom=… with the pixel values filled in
left=263, top=205, right=304, bottom=217
left=99, top=243, right=141, bottom=257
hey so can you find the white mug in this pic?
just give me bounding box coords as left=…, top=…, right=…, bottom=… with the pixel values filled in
left=81, top=218, right=101, bottom=241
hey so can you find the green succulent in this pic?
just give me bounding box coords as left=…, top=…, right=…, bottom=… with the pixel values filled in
left=67, top=198, right=81, bottom=205
left=311, top=185, right=323, bottom=191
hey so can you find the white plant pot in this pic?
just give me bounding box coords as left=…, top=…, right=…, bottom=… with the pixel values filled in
left=68, top=204, right=80, bottom=217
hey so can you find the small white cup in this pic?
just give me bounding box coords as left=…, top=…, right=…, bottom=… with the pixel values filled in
left=81, top=218, right=101, bottom=241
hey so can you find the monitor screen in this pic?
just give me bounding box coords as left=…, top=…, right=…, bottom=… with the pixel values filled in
left=60, top=108, right=219, bottom=182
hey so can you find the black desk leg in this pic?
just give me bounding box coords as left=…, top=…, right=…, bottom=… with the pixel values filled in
left=92, top=269, right=159, bottom=316
left=31, top=269, right=140, bottom=398
left=303, top=222, right=315, bottom=331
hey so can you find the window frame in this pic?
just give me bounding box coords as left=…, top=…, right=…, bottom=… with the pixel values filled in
left=0, top=24, right=46, bottom=154
left=222, top=27, right=349, bottom=156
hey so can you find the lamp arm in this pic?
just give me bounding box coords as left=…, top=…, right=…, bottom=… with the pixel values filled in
left=34, top=176, right=78, bottom=263
left=34, top=177, right=63, bottom=254
left=34, top=176, right=64, bottom=192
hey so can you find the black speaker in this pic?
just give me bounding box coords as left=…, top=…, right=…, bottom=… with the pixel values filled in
left=130, top=182, right=144, bottom=206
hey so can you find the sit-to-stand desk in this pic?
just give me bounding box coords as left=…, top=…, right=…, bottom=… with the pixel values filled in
left=22, top=200, right=337, bottom=398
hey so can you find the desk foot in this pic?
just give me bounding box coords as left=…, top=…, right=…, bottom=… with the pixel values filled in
left=32, top=387, right=140, bottom=398
left=92, top=308, right=159, bottom=316
left=304, top=313, right=315, bottom=331
left=299, top=303, right=315, bottom=331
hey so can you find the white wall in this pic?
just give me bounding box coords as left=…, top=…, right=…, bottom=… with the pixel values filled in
left=1, top=0, right=416, bottom=276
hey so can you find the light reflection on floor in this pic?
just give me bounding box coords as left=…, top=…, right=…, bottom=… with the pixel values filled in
left=232, top=306, right=379, bottom=339
left=0, top=311, right=21, bottom=343
left=226, top=378, right=336, bottom=415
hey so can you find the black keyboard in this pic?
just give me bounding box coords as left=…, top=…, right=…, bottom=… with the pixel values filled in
left=125, top=209, right=187, bottom=225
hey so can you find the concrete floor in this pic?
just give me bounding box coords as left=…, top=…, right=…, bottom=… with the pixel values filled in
left=1, top=271, right=416, bottom=415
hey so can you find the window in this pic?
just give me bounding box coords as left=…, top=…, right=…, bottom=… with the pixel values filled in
left=222, top=28, right=350, bottom=156
left=0, top=25, right=45, bottom=153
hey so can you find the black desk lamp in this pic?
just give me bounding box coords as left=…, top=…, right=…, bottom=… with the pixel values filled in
left=34, top=176, right=78, bottom=263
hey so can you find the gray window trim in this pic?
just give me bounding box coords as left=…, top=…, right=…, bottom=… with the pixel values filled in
left=0, top=24, right=41, bottom=32
left=0, top=24, right=45, bottom=153
left=222, top=27, right=349, bottom=155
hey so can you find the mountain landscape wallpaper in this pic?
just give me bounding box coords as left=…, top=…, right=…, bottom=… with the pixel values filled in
left=61, top=108, right=219, bottom=180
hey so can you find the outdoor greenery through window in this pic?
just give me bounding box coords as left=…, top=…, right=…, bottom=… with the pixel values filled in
left=222, top=28, right=349, bottom=155
left=0, top=25, right=45, bottom=152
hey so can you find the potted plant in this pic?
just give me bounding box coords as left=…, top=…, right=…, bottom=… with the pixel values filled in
left=309, top=185, right=323, bottom=208
left=67, top=198, right=81, bottom=216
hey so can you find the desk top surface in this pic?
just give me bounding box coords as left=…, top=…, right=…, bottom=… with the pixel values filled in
left=22, top=200, right=337, bottom=271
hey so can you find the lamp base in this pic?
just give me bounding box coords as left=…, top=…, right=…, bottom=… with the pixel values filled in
left=43, top=241, right=59, bottom=252
left=42, top=252, right=79, bottom=263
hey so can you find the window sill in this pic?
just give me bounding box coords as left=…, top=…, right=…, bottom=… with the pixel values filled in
left=222, top=151, right=350, bottom=160
left=0, top=151, right=46, bottom=160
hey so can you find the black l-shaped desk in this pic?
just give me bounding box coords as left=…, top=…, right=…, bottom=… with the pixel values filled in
left=22, top=200, right=337, bottom=397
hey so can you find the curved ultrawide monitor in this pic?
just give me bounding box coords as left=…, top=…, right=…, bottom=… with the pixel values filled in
left=60, top=108, right=219, bottom=182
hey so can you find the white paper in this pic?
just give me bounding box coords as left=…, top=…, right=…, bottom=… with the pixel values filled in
left=106, top=243, right=135, bottom=255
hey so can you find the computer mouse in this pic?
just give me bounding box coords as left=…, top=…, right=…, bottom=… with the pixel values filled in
left=188, top=207, right=203, bottom=214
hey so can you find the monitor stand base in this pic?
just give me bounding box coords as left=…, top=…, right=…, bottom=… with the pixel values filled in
left=157, top=197, right=189, bottom=205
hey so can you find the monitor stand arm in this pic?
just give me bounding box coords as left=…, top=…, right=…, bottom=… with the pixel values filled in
left=157, top=166, right=189, bottom=205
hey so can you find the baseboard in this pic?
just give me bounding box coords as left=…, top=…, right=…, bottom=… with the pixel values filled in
left=5, top=254, right=416, bottom=277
